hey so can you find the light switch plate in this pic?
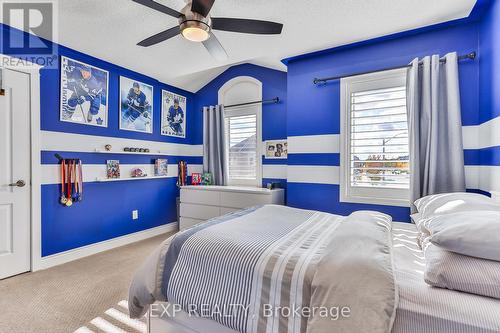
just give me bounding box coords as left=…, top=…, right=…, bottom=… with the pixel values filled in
left=132, top=210, right=139, bottom=220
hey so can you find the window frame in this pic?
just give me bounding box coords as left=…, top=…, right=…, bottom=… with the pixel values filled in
left=340, top=68, right=410, bottom=207
left=218, top=76, right=262, bottom=187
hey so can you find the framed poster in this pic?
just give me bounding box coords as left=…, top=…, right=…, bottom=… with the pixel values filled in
left=265, top=140, right=288, bottom=159
left=161, top=90, right=186, bottom=138
left=60, top=56, right=109, bottom=127
left=119, top=76, right=153, bottom=133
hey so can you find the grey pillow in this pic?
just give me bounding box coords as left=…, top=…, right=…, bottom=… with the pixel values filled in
left=424, top=241, right=500, bottom=299
left=425, top=211, right=500, bottom=261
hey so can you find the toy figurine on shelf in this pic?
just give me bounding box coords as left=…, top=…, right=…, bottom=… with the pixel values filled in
left=130, top=168, right=147, bottom=178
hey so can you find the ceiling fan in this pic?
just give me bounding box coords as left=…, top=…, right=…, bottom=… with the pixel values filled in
left=132, top=0, right=283, bottom=61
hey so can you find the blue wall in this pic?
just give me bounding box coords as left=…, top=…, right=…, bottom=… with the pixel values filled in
left=284, top=21, right=481, bottom=222
left=3, top=0, right=498, bottom=255
left=195, top=64, right=288, bottom=188
left=478, top=0, right=500, bottom=172
left=1, top=23, right=198, bottom=256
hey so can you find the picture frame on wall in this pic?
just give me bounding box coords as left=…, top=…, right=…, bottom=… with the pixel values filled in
left=265, top=140, right=288, bottom=159
left=119, top=76, right=154, bottom=134
left=60, top=56, right=109, bottom=127
left=161, top=90, right=186, bottom=138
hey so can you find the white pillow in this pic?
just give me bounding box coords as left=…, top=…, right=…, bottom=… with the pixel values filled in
left=425, top=211, right=500, bottom=261
left=411, top=213, right=429, bottom=249
left=424, top=241, right=500, bottom=299
left=414, top=192, right=500, bottom=219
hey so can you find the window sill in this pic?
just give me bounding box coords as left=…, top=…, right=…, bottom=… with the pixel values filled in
left=340, top=195, right=410, bottom=207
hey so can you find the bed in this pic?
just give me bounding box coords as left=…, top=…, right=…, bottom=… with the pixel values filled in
left=129, top=205, right=500, bottom=333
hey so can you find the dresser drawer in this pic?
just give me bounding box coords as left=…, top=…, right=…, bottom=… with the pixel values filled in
left=219, top=206, right=241, bottom=215
left=179, top=217, right=205, bottom=231
left=219, top=192, right=272, bottom=209
left=180, top=188, right=220, bottom=206
left=180, top=203, right=220, bottom=220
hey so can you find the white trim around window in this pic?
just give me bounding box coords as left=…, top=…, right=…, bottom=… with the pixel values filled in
left=218, top=76, right=263, bottom=187
left=340, top=68, right=410, bottom=207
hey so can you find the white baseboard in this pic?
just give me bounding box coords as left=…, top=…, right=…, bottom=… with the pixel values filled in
left=34, top=223, right=178, bottom=271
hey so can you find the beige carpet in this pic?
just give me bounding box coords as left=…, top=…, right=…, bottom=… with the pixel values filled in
left=0, top=232, right=173, bottom=333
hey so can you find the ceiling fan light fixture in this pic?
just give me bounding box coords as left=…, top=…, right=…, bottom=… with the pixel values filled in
left=180, top=20, right=210, bottom=42
left=182, top=26, right=210, bottom=42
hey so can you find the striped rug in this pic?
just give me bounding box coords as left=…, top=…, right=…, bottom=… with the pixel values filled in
left=74, top=300, right=147, bottom=333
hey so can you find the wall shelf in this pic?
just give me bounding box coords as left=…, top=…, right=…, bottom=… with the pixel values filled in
left=94, top=149, right=169, bottom=156
left=94, top=175, right=170, bottom=182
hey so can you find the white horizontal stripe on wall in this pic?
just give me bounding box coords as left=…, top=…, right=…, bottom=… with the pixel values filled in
left=284, top=165, right=488, bottom=191
left=287, top=134, right=340, bottom=154
left=476, top=116, right=500, bottom=149
left=286, top=123, right=498, bottom=154
left=468, top=165, right=500, bottom=192
left=41, top=130, right=203, bottom=156
left=287, top=165, right=340, bottom=185
left=41, top=164, right=203, bottom=185
left=464, top=165, right=500, bottom=192
left=461, top=125, right=479, bottom=150
left=262, top=165, right=287, bottom=179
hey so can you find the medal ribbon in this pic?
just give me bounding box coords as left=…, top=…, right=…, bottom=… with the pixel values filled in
left=78, top=160, right=83, bottom=201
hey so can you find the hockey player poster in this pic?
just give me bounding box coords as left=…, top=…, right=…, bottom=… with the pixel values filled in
left=161, top=90, right=186, bottom=138
left=60, top=56, right=109, bottom=127
left=119, top=77, right=153, bottom=133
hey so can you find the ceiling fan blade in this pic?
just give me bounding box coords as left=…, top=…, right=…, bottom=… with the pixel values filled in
left=191, top=0, right=215, bottom=17
left=202, top=34, right=228, bottom=61
left=137, top=26, right=180, bottom=47
left=132, top=0, right=182, bottom=18
left=211, top=17, right=283, bottom=35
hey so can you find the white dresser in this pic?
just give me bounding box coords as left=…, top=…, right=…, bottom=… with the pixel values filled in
left=179, top=186, right=285, bottom=230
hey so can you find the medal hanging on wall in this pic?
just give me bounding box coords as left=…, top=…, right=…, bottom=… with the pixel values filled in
left=60, top=159, right=68, bottom=205
left=58, top=158, right=84, bottom=206
left=77, top=160, right=83, bottom=201
left=66, top=160, right=73, bottom=207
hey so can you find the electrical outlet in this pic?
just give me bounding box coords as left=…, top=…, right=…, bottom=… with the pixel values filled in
left=132, top=210, right=139, bottom=220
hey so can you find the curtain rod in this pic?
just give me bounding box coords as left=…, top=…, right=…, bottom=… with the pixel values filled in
left=202, top=97, right=280, bottom=110
left=313, top=51, right=476, bottom=85
left=225, top=97, right=280, bottom=109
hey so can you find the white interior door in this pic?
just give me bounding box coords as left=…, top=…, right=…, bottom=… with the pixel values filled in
left=0, top=69, right=31, bottom=279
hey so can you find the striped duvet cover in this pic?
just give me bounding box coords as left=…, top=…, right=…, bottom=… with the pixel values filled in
left=129, top=205, right=397, bottom=333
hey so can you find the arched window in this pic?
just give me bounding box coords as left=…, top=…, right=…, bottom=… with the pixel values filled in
left=218, top=76, right=262, bottom=186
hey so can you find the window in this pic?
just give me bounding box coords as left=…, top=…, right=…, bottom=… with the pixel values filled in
left=340, top=68, right=409, bottom=206
left=225, top=113, right=258, bottom=182
left=219, top=76, right=262, bottom=186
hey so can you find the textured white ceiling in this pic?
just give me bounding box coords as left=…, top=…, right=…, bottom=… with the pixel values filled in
left=9, top=0, right=477, bottom=92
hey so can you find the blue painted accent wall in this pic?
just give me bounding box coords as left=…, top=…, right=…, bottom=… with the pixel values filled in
left=194, top=63, right=287, bottom=144
left=285, top=21, right=481, bottom=222
left=479, top=0, right=500, bottom=123
left=478, top=0, right=500, bottom=176
left=194, top=63, right=288, bottom=188
left=0, top=23, right=196, bottom=256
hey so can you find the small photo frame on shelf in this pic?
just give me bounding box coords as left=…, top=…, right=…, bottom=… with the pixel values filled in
left=191, top=173, right=202, bottom=185
left=106, top=160, right=120, bottom=179
left=201, top=172, right=213, bottom=185
left=154, top=159, right=168, bottom=176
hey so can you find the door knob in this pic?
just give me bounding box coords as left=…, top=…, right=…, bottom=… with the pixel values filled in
left=8, top=180, right=26, bottom=187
